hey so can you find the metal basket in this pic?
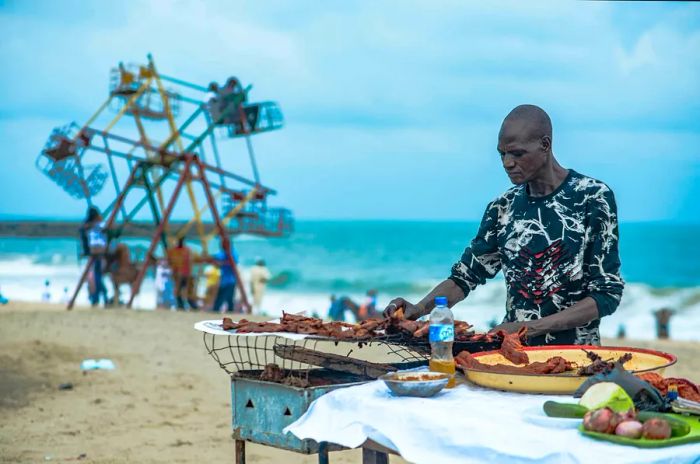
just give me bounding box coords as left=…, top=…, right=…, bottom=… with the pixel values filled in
left=202, top=331, right=428, bottom=385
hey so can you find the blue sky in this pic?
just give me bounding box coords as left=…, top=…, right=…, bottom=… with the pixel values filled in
left=0, top=0, right=699, bottom=222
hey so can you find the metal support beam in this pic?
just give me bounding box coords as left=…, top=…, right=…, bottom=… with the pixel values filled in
left=126, top=158, right=191, bottom=308
left=196, top=156, right=251, bottom=314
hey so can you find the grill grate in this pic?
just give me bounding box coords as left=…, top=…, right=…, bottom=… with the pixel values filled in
left=203, top=331, right=428, bottom=384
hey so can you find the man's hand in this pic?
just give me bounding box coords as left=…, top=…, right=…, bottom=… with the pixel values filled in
left=490, top=321, right=529, bottom=334
left=383, top=298, right=423, bottom=320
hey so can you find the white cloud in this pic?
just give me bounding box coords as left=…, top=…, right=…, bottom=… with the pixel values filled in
left=0, top=0, right=698, bottom=221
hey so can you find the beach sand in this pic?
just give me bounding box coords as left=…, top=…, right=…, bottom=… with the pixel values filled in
left=1, top=302, right=698, bottom=463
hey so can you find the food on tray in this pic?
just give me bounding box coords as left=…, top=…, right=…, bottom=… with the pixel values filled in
left=582, top=407, right=672, bottom=440
left=221, top=311, right=484, bottom=342
left=223, top=313, right=380, bottom=339
left=496, top=327, right=529, bottom=364
left=579, top=382, right=635, bottom=413
left=577, top=350, right=632, bottom=375
left=637, top=372, right=700, bottom=402
left=641, top=417, right=672, bottom=440
left=381, top=371, right=449, bottom=397
left=583, top=407, right=622, bottom=434
left=454, top=327, right=579, bottom=374
left=455, top=351, right=575, bottom=375
left=456, top=340, right=638, bottom=380
left=259, top=363, right=310, bottom=388
left=395, top=373, right=447, bottom=382
left=615, top=420, right=643, bottom=439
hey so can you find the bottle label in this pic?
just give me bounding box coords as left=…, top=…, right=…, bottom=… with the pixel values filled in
left=429, top=324, right=454, bottom=342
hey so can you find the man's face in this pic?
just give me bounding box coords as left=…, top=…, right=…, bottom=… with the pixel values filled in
left=497, top=120, right=550, bottom=185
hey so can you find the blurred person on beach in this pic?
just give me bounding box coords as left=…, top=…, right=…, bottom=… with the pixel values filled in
left=168, top=237, right=198, bottom=311
left=328, top=295, right=350, bottom=321
left=617, top=324, right=626, bottom=340
left=328, top=291, right=379, bottom=321
left=202, top=265, right=220, bottom=309
left=0, top=285, right=8, bottom=305
left=249, top=258, right=271, bottom=314
left=211, top=238, right=239, bottom=313
left=358, top=289, right=380, bottom=319
left=385, top=105, right=624, bottom=346
left=155, top=259, right=175, bottom=309
left=654, top=308, right=675, bottom=340
left=81, top=207, right=109, bottom=307
left=41, top=279, right=51, bottom=302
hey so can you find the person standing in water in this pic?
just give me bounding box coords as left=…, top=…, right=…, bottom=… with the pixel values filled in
left=249, top=258, right=271, bottom=314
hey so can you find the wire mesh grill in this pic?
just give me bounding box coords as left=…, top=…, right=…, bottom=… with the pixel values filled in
left=203, top=332, right=428, bottom=384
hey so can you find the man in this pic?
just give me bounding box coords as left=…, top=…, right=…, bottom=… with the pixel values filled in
left=212, top=239, right=239, bottom=313
left=168, top=237, right=198, bottom=310
left=249, top=258, right=271, bottom=314
left=82, top=207, right=109, bottom=307
left=385, top=105, right=624, bottom=345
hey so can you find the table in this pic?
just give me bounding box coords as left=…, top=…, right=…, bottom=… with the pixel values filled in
left=285, top=375, right=700, bottom=464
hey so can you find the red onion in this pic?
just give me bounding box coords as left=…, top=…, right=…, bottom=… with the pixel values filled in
left=641, top=418, right=672, bottom=440
left=615, top=420, right=643, bottom=439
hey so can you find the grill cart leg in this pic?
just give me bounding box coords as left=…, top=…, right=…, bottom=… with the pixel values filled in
left=235, top=439, right=245, bottom=464
left=318, top=442, right=329, bottom=464
left=362, top=448, right=388, bottom=464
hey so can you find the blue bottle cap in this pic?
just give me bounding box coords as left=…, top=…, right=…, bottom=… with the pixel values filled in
left=434, top=296, right=448, bottom=306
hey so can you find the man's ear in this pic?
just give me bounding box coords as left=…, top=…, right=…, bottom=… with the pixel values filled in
left=540, top=135, right=551, bottom=152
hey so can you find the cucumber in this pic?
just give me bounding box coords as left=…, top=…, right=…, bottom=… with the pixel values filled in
left=543, top=401, right=589, bottom=418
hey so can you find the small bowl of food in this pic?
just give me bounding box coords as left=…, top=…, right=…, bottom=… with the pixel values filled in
left=380, top=371, right=450, bottom=398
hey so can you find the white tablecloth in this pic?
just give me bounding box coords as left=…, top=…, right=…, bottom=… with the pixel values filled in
left=285, top=374, right=700, bottom=464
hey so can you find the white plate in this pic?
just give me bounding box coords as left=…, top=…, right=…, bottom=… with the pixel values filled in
left=522, top=405, right=581, bottom=429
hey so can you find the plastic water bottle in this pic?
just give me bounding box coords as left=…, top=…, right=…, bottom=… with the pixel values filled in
left=429, top=296, right=455, bottom=388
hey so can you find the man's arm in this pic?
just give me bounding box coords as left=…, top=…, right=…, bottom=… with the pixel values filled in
left=582, top=185, right=624, bottom=319
left=494, top=297, right=599, bottom=337
left=384, top=200, right=502, bottom=320
left=385, top=279, right=466, bottom=320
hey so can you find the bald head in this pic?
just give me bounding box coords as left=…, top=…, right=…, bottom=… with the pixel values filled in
left=497, top=105, right=558, bottom=185
left=500, top=104, right=552, bottom=145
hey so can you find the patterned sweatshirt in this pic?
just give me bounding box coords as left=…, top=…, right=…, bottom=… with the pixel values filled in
left=449, top=170, right=624, bottom=345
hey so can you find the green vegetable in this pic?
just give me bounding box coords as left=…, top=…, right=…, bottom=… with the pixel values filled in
left=579, top=382, right=634, bottom=413
left=543, top=401, right=588, bottom=418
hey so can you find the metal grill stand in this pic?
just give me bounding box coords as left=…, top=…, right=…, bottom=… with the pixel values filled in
left=203, top=332, right=427, bottom=463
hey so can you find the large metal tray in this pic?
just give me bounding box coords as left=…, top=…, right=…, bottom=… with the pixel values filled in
left=458, top=345, right=677, bottom=395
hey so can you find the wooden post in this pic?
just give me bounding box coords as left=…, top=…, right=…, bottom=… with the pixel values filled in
left=362, top=448, right=388, bottom=464
left=318, top=442, right=329, bottom=464
left=235, top=439, right=245, bottom=464
left=126, top=157, right=191, bottom=308
left=195, top=156, right=252, bottom=313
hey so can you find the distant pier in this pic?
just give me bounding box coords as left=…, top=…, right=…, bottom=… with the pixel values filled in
left=0, top=220, right=282, bottom=238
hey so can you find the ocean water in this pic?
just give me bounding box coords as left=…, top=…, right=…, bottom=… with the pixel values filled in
left=0, top=221, right=698, bottom=340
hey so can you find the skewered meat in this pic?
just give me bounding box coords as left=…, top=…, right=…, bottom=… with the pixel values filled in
left=223, top=311, right=480, bottom=342
left=259, top=363, right=310, bottom=387
left=495, top=327, right=529, bottom=364
left=260, top=363, right=285, bottom=382
left=577, top=350, right=632, bottom=376
left=455, top=351, right=574, bottom=375
left=637, top=372, right=700, bottom=402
